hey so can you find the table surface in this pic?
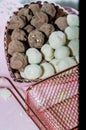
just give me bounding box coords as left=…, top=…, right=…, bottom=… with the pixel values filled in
left=0, top=0, right=78, bottom=130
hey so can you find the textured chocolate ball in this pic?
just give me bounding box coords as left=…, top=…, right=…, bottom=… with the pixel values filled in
left=28, top=29, right=45, bottom=48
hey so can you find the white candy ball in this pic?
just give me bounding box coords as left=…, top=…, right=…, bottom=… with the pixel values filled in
left=40, top=62, right=55, bottom=79
left=0, top=88, right=12, bottom=100
left=68, top=39, right=79, bottom=56
left=67, top=14, right=79, bottom=26
left=49, top=31, right=66, bottom=49
left=41, top=44, right=54, bottom=61
left=20, top=64, right=43, bottom=80
left=54, top=46, right=70, bottom=60
left=65, top=26, right=79, bottom=40
left=26, top=48, right=42, bottom=64
left=58, top=57, right=77, bottom=72
left=50, top=58, right=60, bottom=73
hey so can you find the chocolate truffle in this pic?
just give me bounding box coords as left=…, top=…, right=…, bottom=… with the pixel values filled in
left=31, top=11, right=48, bottom=29
left=39, top=23, right=55, bottom=37
left=18, top=8, right=32, bottom=21
left=24, top=24, right=34, bottom=33
left=29, top=4, right=41, bottom=15
left=11, top=28, right=27, bottom=41
left=7, top=14, right=26, bottom=29
left=55, top=16, right=68, bottom=30
left=10, top=52, right=28, bottom=71
left=8, top=40, right=25, bottom=55
left=28, top=29, right=45, bottom=48
left=41, top=3, right=56, bottom=17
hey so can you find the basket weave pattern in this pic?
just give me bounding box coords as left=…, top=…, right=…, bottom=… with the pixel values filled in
left=26, top=65, right=79, bottom=130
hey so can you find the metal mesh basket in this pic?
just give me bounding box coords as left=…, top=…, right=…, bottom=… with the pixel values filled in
left=26, top=65, right=79, bottom=130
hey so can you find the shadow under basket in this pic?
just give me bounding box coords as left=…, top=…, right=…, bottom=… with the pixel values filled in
left=25, top=65, right=79, bottom=130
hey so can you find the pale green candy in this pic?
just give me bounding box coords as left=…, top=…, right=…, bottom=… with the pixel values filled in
left=68, top=39, right=79, bottom=56
left=20, top=64, right=43, bottom=80
left=65, top=26, right=79, bottom=40
left=26, top=48, right=42, bottom=64
left=54, top=46, right=70, bottom=60
left=40, top=62, right=55, bottom=79
left=49, top=31, right=66, bottom=49
left=58, top=57, right=77, bottom=72
left=67, top=14, right=79, bottom=26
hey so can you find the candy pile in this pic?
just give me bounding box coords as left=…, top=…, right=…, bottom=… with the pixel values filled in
left=6, top=2, right=79, bottom=80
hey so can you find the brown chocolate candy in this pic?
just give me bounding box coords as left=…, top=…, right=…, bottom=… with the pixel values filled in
left=10, top=52, right=28, bottom=71
left=41, top=3, right=56, bottom=17
left=56, top=8, right=67, bottom=18
left=7, top=14, right=26, bottom=29
left=18, top=8, right=32, bottom=21
left=29, top=4, right=41, bottom=15
left=11, top=28, right=27, bottom=41
left=55, top=16, right=68, bottom=30
left=28, top=29, right=45, bottom=48
left=39, top=23, right=55, bottom=37
left=24, top=25, right=34, bottom=33
left=31, top=11, right=48, bottom=29
left=8, top=40, right=25, bottom=55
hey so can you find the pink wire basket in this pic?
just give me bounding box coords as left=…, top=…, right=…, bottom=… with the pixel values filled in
left=26, top=65, right=79, bottom=130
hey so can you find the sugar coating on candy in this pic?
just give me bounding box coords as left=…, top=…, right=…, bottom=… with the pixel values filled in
left=26, top=48, right=42, bottom=64
left=54, top=46, right=70, bottom=60
left=65, top=26, right=79, bottom=40
left=40, top=62, right=55, bottom=79
left=41, top=44, right=54, bottom=61
left=67, top=14, right=79, bottom=26
left=10, top=52, right=28, bottom=71
left=49, top=31, right=66, bottom=49
left=39, top=23, right=55, bottom=37
left=28, top=29, right=45, bottom=48
left=55, top=16, right=68, bottom=30
left=68, top=39, right=79, bottom=56
left=41, top=3, right=56, bottom=17
left=7, top=14, right=26, bottom=29
left=20, top=64, right=43, bottom=80
left=8, top=40, right=25, bottom=55
left=11, top=28, right=27, bottom=41
left=31, top=11, right=48, bottom=29
left=58, top=57, right=77, bottom=72
left=50, top=58, right=60, bottom=73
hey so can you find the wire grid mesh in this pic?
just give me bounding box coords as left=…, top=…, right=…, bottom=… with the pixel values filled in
left=26, top=65, right=79, bottom=130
